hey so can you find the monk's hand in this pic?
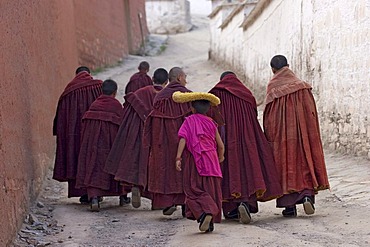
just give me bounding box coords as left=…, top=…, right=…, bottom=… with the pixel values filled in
left=175, top=160, right=182, bottom=171
left=219, top=156, right=225, bottom=163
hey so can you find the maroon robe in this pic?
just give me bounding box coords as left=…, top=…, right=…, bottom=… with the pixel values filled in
left=53, top=71, right=102, bottom=197
left=209, top=74, right=283, bottom=215
left=125, top=71, right=153, bottom=94
left=104, top=85, right=162, bottom=196
left=75, top=95, right=124, bottom=199
left=144, top=81, right=192, bottom=208
left=263, top=67, right=329, bottom=207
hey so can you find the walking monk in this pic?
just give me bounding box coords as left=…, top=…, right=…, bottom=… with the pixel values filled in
left=125, top=61, right=153, bottom=94
left=209, top=71, right=282, bottom=224
left=76, top=79, right=129, bottom=211
left=263, top=55, right=329, bottom=217
left=173, top=91, right=224, bottom=233
left=53, top=66, right=102, bottom=203
left=104, top=68, right=169, bottom=208
left=144, top=67, right=192, bottom=215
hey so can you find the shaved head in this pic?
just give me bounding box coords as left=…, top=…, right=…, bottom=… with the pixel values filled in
left=168, top=67, right=184, bottom=82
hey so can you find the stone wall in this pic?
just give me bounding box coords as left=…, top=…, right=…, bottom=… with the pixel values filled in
left=209, top=0, right=370, bottom=158
left=0, top=1, right=148, bottom=245
left=146, top=0, right=192, bottom=34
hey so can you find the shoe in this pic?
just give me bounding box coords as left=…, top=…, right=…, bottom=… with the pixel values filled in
left=303, top=197, right=315, bottom=215
left=90, top=197, right=100, bottom=212
left=225, top=208, right=239, bottom=220
left=198, top=213, right=213, bottom=232
left=79, top=194, right=90, bottom=205
left=206, top=221, right=214, bottom=233
left=131, top=187, right=141, bottom=208
left=119, top=195, right=131, bottom=206
left=238, top=202, right=251, bottom=224
left=282, top=206, right=297, bottom=217
left=162, top=205, right=177, bottom=215
left=181, top=205, right=186, bottom=218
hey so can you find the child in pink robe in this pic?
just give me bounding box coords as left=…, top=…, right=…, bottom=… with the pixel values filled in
left=175, top=98, right=224, bottom=233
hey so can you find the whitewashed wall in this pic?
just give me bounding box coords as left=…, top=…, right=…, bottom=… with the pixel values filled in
left=209, top=0, right=370, bottom=158
left=146, top=0, right=192, bottom=34
left=188, top=0, right=212, bottom=15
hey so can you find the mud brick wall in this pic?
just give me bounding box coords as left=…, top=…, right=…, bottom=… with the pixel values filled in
left=0, top=0, right=148, bottom=245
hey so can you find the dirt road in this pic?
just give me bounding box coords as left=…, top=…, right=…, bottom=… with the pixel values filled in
left=13, top=16, right=370, bottom=247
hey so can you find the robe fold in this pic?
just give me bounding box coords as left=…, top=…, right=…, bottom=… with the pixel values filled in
left=209, top=74, right=283, bottom=213
left=104, top=85, right=162, bottom=194
left=53, top=71, right=102, bottom=197
left=144, top=81, right=192, bottom=208
left=125, top=72, right=153, bottom=94
left=179, top=114, right=223, bottom=223
left=263, top=67, right=329, bottom=207
left=76, top=95, right=124, bottom=198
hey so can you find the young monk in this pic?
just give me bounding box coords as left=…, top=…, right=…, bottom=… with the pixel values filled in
left=76, top=79, right=129, bottom=211
left=125, top=61, right=153, bottom=94
left=173, top=91, right=224, bottom=233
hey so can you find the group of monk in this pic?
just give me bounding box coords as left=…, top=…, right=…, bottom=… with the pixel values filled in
left=53, top=55, right=330, bottom=233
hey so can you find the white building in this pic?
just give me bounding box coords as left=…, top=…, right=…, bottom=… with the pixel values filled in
left=209, top=0, right=370, bottom=159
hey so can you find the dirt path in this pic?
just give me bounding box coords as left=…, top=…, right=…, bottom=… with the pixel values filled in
left=13, top=15, right=370, bottom=247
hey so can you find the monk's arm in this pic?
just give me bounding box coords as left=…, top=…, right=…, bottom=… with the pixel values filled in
left=175, top=138, right=186, bottom=171
left=215, top=129, right=225, bottom=163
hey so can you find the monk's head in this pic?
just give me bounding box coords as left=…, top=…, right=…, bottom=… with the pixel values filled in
left=220, top=71, right=235, bottom=80
left=169, top=67, right=187, bottom=86
left=75, top=66, right=90, bottom=75
left=270, top=55, right=289, bottom=74
left=153, top=68, right=168, bottom=86
left=102, top=79, right=118, bottom=97
left=191, top=100, right=211, bottom=115
left=138, top=61, right=150, bottom=73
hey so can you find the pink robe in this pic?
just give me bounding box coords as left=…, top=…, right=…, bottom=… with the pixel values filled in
left=178, top=114, right=222, bottom=178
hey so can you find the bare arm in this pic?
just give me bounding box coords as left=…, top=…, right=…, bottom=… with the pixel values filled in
left=215, top=129, right=225, bottom=163
left=175, top=138, right=186, bottom=171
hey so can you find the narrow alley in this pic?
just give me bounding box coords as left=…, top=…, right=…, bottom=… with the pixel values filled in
left=12, top=15, right=370, bottom=247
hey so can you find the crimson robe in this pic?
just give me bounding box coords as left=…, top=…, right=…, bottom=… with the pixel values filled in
left=125, top=72, right=153, bottom=94
left=144, top=81, right=192, bottom=208
left=53, top=71, right=102, bottom=197
left=75, top=95, right=124, bottom=198
left=104, top=85, right=162, bottom=194
left=263, top=67, right=329, bottom=207
left=209, top=74, right=283, bottom=214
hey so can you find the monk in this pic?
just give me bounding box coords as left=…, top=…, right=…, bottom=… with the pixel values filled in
left=125, top=61, right=153, bottom=94
left=53, top=66, right=102, bottom=203
left=209, top=71, right=282, bottom=224
left=173, top=92, right=224, bottom=233
left=104, top=68, right=169, bottom=209
left=263, top=55, right=330, bottom=217
left=76, top=79, right=129, bottom=211
left=144, top=67, right=192, bottom=215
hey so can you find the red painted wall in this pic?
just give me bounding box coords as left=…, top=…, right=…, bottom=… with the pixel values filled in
left=0, top=0, right=148, bottom=245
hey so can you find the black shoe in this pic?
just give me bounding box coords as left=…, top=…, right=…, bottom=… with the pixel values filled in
left=206, top=221, right=214, bottom=233
left=198, top=213, right=213, bottom=232
left=303, top=197, right=315, bottom=215
left=225, top=208, right=239, bottom=220
left=79, top=194, right=90, bottom=204
left=238, top=202, right=251, bottom=224
left=119, top=195, right=131, bottom=206
left=181, top=205, right=186, bottom=218
left=162, top=205, right=177, bottom=215
left=90, top=197, right=100, bottom=212
left=282, top=206, right=297, bottom=217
